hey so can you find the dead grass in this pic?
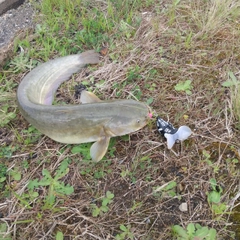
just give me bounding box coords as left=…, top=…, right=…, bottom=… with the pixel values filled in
left=1, top=0, right=240, bottom=239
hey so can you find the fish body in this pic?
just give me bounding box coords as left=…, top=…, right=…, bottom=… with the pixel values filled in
left=17, top=50, right=149, bottom=161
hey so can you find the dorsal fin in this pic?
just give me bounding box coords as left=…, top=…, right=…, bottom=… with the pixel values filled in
left=80, top=90, right=102, bottom=104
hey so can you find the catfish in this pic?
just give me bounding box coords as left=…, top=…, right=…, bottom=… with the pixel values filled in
left=17, top=50, right=150, bottom=162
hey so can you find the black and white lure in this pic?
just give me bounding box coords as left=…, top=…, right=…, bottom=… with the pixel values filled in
left=156, top=116, right=192, bottom=149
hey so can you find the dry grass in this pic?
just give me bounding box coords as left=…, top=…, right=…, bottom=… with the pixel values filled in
left=186, top=0, right=240, bottom=39
left=1, top=0, right=240, bottom=239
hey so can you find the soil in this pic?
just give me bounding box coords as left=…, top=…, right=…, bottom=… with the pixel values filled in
left=0, top=0, right=36, bottom=67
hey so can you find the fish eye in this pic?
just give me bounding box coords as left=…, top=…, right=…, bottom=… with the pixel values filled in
left=137, top=119, right=140, bottom=124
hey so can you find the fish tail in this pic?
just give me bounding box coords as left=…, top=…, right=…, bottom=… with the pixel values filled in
left=79, top=50, right=100, bottom=64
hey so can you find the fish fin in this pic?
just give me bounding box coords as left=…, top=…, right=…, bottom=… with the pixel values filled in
left=80, top=90, right=102, bottom=103
left=90, top=136, right=111, bottom=162
left=79, top=50, right=100, bottom=64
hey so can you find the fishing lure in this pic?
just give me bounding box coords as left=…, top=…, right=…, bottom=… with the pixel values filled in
left=156, top=116, right=192, bottom=149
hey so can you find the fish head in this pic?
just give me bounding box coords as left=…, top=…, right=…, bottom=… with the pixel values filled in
left=106, top=100, right=151, bottom=136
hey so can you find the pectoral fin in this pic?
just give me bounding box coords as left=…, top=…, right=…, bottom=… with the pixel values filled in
left=80, top=90, right=102, bottom=104
left=90, top=136, right=111, bottom=162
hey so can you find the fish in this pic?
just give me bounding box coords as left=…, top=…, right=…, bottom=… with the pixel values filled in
left=17, top=50, right=150, bottom=162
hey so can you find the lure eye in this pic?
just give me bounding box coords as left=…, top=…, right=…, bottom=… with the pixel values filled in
left=137, top=119, right=140, bottom=124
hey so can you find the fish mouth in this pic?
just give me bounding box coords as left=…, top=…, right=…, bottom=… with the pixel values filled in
left=145, top=104, right=153, bottom=119
left=148, top=112, right=153, bottom=118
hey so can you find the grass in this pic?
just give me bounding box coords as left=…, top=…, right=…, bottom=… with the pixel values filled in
left=1, top=0, right=240, bottom=239
left=172, top=223, right=217, bottom=240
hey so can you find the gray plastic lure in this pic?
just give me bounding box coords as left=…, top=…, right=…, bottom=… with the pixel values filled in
left=156, top=116, right=192, bottom=149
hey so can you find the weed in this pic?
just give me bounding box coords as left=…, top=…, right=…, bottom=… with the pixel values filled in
left=9, top=52, right=38, bottom=73
left=78, top=165, right=92, bottom=176
left=127, top=65, right=142, bottom=82
left=22, top=126, right=42, bottom=145
left=0, top=222, right=11, bottom=240
left=119, top=20, right=135, bottom=39
left=222, top=71, right=240, bottom=129
left=189, top=0, right=240, bottom=39
left=138, top=155, right=152, bottom=172
left=131, top=85, right=142, bottom=100
left=172, top=223, right=217, bottom=240
left=185, top=31, right=193, bottom=48
left=12, top=190, right=39, bottom=209
left=153, top=181, right=178, bottom=198
left=120, top=168, right=132, bottom=179
left=167, top=0, right=181, bottom=25
left=145, top=82, right=157, bottom=92
left=90, top=191, right=114, bottom=217
left=221, top=71, right=238, bottom=87
left=0, top=105, right=16, bottom=127
left=207, top=178, right=222, bottom=204
left=226, top=158, right=239, bottom=177
left=56, top=231, right=64, bottom=240
left=0, top=164, right=7, bottom=190
left=9, top=168, right=22, bottom=181
left=129, top=200, right=143, bottom=214
left=71, top=143, right=92, bottom=161
left=174, top=80, right=193, bottom=95
left=22, top=159, right=29, bottom=170
left=207, top=178, right=227, bottom=216
left=0, top=145, right=17, bottom=159
left=108, top=0, right=143, bottom=24
left=72, top=138, right=116, bottom=162
left=120, top=155, right=153, bottom=183
left=31, top=0, right=111, bottom=59
left=146, top=97, right=154, bottom=105
left=202, top=150, right=219, bottom=173
left=0, top=73, right=17, bottom=127
left=115, top=224, right=134, bottom=240
left=28, top=158, right=74, bottom=209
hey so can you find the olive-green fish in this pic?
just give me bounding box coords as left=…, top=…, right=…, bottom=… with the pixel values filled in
left=17, top=50, right=150, bottom=162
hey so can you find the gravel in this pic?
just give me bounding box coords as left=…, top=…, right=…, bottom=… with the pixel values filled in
left=0, top=0, right=36, bottom=67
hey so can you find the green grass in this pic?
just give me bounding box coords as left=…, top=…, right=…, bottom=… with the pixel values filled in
left=1, top=0, right=240, bottom=239
left=172, top=223, right=217, bottom=240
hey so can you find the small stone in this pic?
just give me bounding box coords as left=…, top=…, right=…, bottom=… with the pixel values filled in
left=179, top=202, right=188, bottom=212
